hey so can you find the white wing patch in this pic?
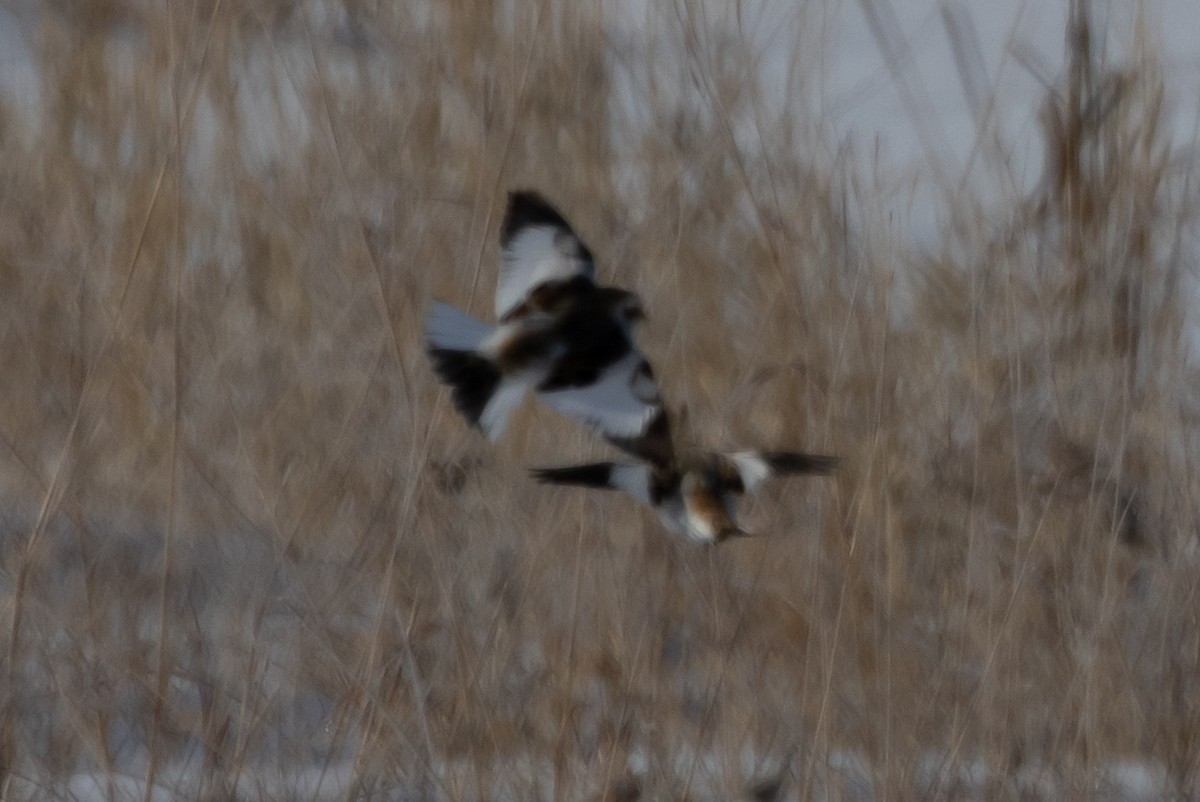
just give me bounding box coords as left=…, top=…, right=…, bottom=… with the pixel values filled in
left=426, top=301, right=494, bottom=351
left=496, top=225, right=594, bottom=319
left=728, top=452, right=772, bottom=494
left=479, top=377, right=531, bottom=441
left=609, top=462, right=654, bottom=508
left=539, top=351, right=661, bottom=439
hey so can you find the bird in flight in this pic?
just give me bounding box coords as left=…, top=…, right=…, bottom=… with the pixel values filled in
left=426, top=191, right=665, bottom=451
left=532, top=409, right=837, bottom=544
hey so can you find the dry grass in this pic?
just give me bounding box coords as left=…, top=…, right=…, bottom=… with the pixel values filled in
left=0, top=0, right=1197, bottom=799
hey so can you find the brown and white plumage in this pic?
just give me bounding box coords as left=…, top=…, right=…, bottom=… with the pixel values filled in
left=426, top=191, right=666, bottom=446
left=532, top=449, right=838, bottom=544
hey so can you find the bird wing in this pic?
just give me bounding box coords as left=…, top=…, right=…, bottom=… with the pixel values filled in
left=530, top=461, right=654, bottom=507
left=539, top=350, right=675, bottom=464
left=725, top=450, right=839, bottom=494
left=605, top=406, right=675, bottom=469
left=496, top=191, right=596, bottom=321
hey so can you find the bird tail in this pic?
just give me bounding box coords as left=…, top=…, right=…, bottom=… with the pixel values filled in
left=426, top=302, right=525, bottom=438
left=426, top=301, right=494, bottom=351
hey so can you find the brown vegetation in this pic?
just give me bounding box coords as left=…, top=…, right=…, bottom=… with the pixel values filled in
left=0, top=1, right=1196, bottom=799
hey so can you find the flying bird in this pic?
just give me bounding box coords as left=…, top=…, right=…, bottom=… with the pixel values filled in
left=426, top=190, right=665, bottom=451
left=532, top=448, right=838, bottom=545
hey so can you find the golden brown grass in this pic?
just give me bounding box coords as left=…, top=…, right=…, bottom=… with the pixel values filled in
left=0, top=1, right=1197, bottom=799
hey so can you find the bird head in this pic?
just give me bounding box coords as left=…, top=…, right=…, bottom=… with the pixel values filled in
left=681, top=469, right=744, bottom=544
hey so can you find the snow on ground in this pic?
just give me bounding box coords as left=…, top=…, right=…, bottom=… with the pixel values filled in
left=4, top=752, right=1177, bottom=801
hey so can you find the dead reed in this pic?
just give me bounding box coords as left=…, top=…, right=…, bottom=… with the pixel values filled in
left=0, top=1, right=1196, bottom=799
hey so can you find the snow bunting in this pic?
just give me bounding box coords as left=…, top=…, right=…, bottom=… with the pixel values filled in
left=426, top=190, right=664, bottom=449
left=532, top=449, right=837, bottom=545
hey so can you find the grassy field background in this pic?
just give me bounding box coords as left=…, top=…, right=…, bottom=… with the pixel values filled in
left=1, top=1, right=1198, bottom=799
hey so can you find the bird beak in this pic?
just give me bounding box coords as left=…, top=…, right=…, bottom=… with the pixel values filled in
left=717, top=526, right=753, bottom=543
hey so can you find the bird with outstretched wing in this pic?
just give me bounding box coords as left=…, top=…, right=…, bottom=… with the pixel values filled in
left=426, top=190, right=666, bottom=454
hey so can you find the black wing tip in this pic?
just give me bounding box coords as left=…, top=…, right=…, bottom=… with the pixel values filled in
left=503, top=190, right=571, bottom=240
left=529, top=463, right=617, bottom=489
left=508, top=188, right=554, bottom=208
left=763, top=451, right=840, bottom=476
